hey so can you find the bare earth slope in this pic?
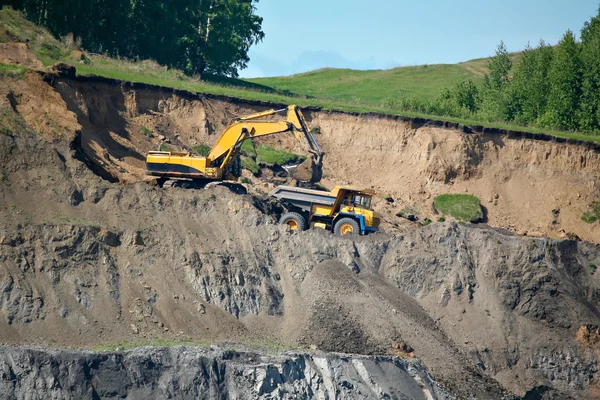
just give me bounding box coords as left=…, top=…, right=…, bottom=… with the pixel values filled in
left=1, top=70, right=600, bottom=398
left=25, top=71, right=600, bottom=243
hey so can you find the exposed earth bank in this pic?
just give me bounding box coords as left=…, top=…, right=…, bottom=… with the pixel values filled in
left=0, top=69, right=600, bottom=399
left=28, top=70, right=600, bottom=243
left=0, top=346, right=450, bottom=399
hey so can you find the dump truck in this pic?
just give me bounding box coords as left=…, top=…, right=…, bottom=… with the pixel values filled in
left=146, top=105, right=323, bottom=188
left=270, top=185, right=380, bottom=236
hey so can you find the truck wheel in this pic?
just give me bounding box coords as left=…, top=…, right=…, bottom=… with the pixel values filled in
left=334, top=218, right=359, bottom=236
left=280, top=212, right=307, bottom=231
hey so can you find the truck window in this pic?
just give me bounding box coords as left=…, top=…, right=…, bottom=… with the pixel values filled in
left=351, top=195, right=371, bottom=208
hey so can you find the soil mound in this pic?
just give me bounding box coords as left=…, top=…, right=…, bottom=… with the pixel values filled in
left=0, top=42, right=43, bottom=68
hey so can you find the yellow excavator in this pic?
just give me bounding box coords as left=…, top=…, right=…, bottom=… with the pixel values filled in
left=146, top=105, right=323, bottom=188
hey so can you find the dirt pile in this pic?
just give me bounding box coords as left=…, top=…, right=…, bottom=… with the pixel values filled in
left=0, top=42, right=43, bottom=69
left=1, top=70, right=600, bottom=398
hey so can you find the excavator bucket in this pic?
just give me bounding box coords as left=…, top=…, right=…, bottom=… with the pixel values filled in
left=285, top=153, right=323, bottom=183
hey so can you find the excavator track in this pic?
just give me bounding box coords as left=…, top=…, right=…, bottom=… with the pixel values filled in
left=158, top=178, right=247, bottom=194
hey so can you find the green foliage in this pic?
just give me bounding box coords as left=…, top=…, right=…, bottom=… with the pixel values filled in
left=241, top=156, right=259, bottom=175
left=422, top=218, right=432, bottom=226
left=437, top=217, right=446, bottom=223
left=0, top=63, right=26, bottom=77
left=256, top=145, right=305, bottom=166
left=579, top=8, right=600, bottom=131
left=483, top=41, right=512, bottom=92
left=433, top=194, right=483, bottom=222
left=436, top=79, right=480, bottom=116
left=140, top=126, right=152, bottom=137
left=479, top=41, right=517, bottom=122
left=590, top=263, right=598, bottom=273
left=510, top=41, right=554, bottom=125
left=159, top=144, right=170, bottom=152
left=581, top=202, right=600, bottom=224
left=193, top=144, right=211, bottom=156
left=12, top=1, right=264, bottom=77
left=543, top=30, right=582, bottom=131
left=240, top=139, right=256, bottom=157
left=240, top=177, right=252, bottom=184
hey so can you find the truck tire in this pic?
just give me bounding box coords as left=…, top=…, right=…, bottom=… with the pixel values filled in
left=280, top=212, right=307, bottom=231
left=334, top=218, right=359, bottom=236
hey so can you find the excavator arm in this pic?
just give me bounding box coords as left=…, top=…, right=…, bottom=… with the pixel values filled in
left=207, top=105, right=323, bottom=180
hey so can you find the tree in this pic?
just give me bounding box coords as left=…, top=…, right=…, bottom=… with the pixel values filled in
left=189, top=0, right=264, bottom=76
left=511, top=40, right=553, bottom=124
left=483, top=41, right=512, bottom=91
left=544, top=30, right=582, bottom=130
left=480, top=41, right=516, bottom=121
left=14, top=0, right=264, bottom=78
left=579, top=7, right=600, bottom=132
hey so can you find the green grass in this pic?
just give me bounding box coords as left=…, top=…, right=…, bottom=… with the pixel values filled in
left=256, top=144, right=305, bottom=165
left=93, top=338, right=210, bottom=352
left=193, top=144, right=211, bottom=156
left=241, top=156, right=260, bottom=174
left=434, top=194, right=483, bottom=222
left=2, top=8, right=600, bottom=145
left=160, top=143, right=170, bottom=152
left=581, top=202, right=600, bottom=224
left=0, top=7, right=68, bottom=65
left=0, top=63, right=27, bottom=77
left=240, top=139, right=257, bottom=157
left=248, top=64, right=483, bottom=103
left=140, top=125, right=152, bottom=137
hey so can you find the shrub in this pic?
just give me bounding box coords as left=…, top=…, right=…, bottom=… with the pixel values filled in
left=581, top=201, right=600, bottom=224
left=240, top=177, right=252, bottom=184
left=433, top=194, right=483, bottom=222
left=159, top=144, right=170, bottom=152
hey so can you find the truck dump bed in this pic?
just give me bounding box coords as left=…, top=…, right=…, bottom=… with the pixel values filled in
left=269, top=186, right=336, bottom=211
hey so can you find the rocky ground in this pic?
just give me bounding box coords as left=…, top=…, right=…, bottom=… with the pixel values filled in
left=0, top=345, right=451, bottom=399
left=0, top=65, right=600, bottom=399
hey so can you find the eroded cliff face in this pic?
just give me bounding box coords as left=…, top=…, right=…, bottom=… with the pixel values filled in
left=0, top=346, right=450, bottom=400
left=1, top=72, right=600, bottom=398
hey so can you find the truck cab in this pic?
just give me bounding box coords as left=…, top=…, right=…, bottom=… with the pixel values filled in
left=269, top=185, right=380, bottom=236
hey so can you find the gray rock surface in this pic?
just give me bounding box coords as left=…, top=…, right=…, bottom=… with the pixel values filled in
left=0, top=346, right=450, bottom=400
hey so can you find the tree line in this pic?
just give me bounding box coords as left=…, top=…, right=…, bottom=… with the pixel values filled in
left=6, top=0, right=264, bottom=77
left=384, top=8, right=600, bottom=134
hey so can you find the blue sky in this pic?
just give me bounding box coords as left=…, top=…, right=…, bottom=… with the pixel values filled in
left=240, top=0, right=600, bottom=78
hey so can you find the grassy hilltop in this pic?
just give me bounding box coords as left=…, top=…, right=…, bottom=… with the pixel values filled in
left=1, top=7, right=596, bottom=142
